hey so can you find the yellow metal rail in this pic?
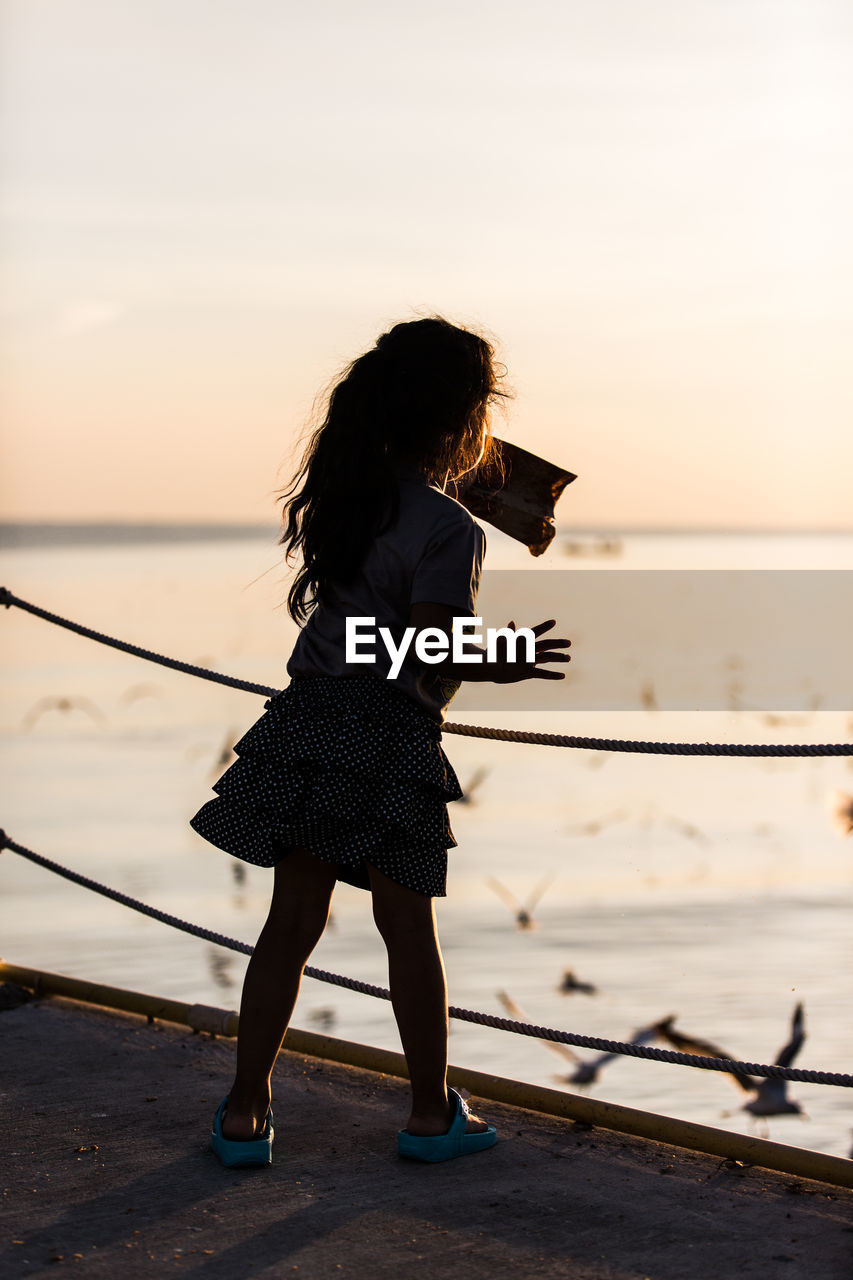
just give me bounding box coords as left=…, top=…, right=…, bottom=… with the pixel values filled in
left=3, top=959, right=851, bottom=1192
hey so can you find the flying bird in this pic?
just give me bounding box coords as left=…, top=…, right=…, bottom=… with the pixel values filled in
left=21, top=695, right=107, bottom=731
left=639, top=681, right=657, bottom=711
left=565, top=1023, right=662, bottom=1086
left=208, top=730, right=238, bottom=778
left=118, top=682, right=165, bottom=706
left=306, top=1007, right=337, bottom=1031
left=760, top=713, right=810, bottom=728
left=206, top=948, right=235, bottom=991
left=656, top=1006, right=807, bottom=1125
left=660, top=814, right=710, bottom=845
left=564, top=809, right=629, bottom=837
left=557, top=970, right=598, bottom=996
left=627, top=802, right=709, bottom=845
left=652, top=1016, right=755, bottom=1093
left=831, top=791, right=853, bottom=836
left=187, top=729, right=240, bottom=774
left=496, top=989, right=584, bottom=1077
left=496, top=991, right=656, bottom=1087
left=457, top=765, right=491, bottom=806
left=487, top=873, right=556, bottom=930
left=740, top=1003, right=806, bottom=1120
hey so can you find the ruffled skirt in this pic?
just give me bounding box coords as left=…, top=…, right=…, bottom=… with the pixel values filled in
left=188, top=674, right=463, bottom=896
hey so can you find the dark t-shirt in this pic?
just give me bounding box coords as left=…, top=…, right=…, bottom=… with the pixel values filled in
left=286, top=468, right=486, bottom=720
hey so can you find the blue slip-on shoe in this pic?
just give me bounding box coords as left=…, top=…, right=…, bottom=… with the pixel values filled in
left=210, top=1097, right=274, bottom=1168
left=397, top=1088, right=497, bottom=1163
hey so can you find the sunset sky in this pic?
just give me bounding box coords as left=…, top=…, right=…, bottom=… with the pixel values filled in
left=2, top=0, right=852, bottom=528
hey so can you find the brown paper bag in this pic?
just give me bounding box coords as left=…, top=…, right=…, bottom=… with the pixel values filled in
left=449, top=437, right=576, bottom=556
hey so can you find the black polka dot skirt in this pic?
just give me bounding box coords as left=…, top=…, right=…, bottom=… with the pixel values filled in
left=188, top=674, right=463, bottom=896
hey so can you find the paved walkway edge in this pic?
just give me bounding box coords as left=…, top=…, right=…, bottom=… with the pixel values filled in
left=3, top=956, right=851, bottom=1191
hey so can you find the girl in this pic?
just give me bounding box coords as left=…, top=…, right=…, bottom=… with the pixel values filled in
left=190, top=316, right=570, bottom=1167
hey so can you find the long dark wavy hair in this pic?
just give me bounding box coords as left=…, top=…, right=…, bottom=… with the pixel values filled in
left=279, top=317, right=507, bottom=623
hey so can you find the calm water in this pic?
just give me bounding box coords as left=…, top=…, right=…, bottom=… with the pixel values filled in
left=2, top=526, right=852, bottom=1159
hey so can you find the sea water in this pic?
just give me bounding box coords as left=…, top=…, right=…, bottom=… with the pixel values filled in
left=1, top=526, right=851, bottom=1159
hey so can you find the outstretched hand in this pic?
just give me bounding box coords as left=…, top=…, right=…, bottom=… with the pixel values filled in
left=490, top=619, right=571, bottom=683
left=405, top=603, right=572, bottom=687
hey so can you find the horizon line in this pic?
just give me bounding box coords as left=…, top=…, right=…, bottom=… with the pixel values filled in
left=2, top=519, right=853, bottom=536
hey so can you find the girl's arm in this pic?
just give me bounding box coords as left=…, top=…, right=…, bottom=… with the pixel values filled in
left=406, top=602, right=570, bottom=683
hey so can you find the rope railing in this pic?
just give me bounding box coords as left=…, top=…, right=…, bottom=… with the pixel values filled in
left=3, top=585, right=852, bottom=1096
left=2, top=829, right=851, bottom=1090
left=3, top=587, right=852, bottom=756
left=0, top=586, right=276, bottom=698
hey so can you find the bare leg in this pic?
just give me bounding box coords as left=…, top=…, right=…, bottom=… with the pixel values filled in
left=222, top=847, right=337, bottom=1140
left=367, top=863, right=488, bottom=1136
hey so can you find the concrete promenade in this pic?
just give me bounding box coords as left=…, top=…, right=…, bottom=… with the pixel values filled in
left=2, top=997, right=851, bottom=1279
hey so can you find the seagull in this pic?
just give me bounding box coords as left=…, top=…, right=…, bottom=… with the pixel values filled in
left=628, top=802, right=708, bottom=844
left=496, top=989, right=585, bottom=1077
left=21, top=695, right=107, bottom=731
left=208, top=730, right=238, bottom=778
left=187, top=729, right=241, bottom=773
left=656, top=1006, right=807, bottom=1125
left=564, top=809, right=629, bottom=837
left=564, top=1022, right=662, bottom=1086
left=740, top=1003, right=805, bottom=1120
left=306, top=1007, right=336, bottom=1031
left=831, top=791, right=853, bottom=837
left=487, top=873, right=556, bottom=930
left=640, top=681, right=657, bottom=711
left=118, top=681, right=165, bottom=706
left=660, top=814, right=710, bottom=845
left=652, top=1016, right=755, bottom=1093
left=760, top=713, right=810, bottom=728
left=207, top=948, right=235, bottom=991
left=496, top=991, right=656, bottom=1087
left=457, top=765, right=490, bottom=806
left=557, top=970, right=598, bottom=996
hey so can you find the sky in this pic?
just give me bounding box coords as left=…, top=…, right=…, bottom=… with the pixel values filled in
left=1, top=0, right=852, bottom=528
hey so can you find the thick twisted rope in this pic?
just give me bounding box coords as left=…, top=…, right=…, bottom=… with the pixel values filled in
left=2, top=831, right=851, bottom=1090
left=3, top=587, right=852, bottom=756
left=0, top=586, right=277, bottom=698
left=441, top=721, right=853, bottom=756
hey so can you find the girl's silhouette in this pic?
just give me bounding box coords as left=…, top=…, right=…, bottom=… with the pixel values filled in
left=190, top=316, right=570, bottom=1166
